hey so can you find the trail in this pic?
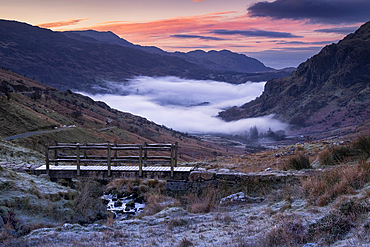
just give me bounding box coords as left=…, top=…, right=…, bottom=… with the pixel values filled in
left=3, top=127, right=69, bottom=141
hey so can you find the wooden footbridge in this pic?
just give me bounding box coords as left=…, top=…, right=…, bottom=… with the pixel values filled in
left=34, top=142, right=194, bottom=180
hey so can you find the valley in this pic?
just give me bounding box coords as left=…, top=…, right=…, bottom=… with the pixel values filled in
left=1, top=18, right=370, bottom=247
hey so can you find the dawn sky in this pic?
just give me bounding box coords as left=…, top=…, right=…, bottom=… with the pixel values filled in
left=1, top=0, right=369, bottom=68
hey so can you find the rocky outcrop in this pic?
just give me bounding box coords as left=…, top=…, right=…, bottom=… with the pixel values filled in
left=219, top=21, right=370, bottom=133
left=0, top=162, right=41, bottom=173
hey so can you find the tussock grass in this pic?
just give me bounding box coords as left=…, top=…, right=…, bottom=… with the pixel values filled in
left=177, top=237, right=194, bottom=247
left=307, top=198, right=369, bottom=245
left=282, top=154, right=311, bottom=170
left=142, top=193, right=181, bottom=216
left=263, top=218, right=306, bottom=246
left=319, top=145, right=356, bottom=166
left=184, top=188, right=223, bottom=214
left=302, top=161, right=370, bottom=206
left=354, top=136, right=370, bottom=158
left=167, top=218, right=189, bottom=231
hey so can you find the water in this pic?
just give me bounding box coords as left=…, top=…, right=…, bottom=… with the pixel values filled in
left=101, top=193, right=145, bottom=219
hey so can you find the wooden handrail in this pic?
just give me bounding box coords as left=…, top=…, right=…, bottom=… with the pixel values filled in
left=45, top=142, right=178, bottom=178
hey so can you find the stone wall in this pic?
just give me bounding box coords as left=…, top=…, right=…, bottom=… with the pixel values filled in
left=166, top=168, right=311, bottom=195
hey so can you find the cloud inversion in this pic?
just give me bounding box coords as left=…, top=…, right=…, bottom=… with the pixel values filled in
left=247, top=0, right=370, bottom=24
left=80, top=76, right=288, bottom=134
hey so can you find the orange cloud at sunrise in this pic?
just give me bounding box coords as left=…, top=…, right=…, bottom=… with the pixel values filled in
left=79, top=11, right=343, bottom=53
left=39, top=18, right=89, bottom=28
left=4, top=0, right=365, bottom=68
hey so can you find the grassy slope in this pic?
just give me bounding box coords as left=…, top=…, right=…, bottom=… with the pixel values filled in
left=0, top=69, right=243, bottom=161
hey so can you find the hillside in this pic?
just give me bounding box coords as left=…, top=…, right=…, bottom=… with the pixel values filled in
left=0, top=69, right=242, bottom=160
left=219, top=21, right=370, bottom=137
left=0, top=20, right=291, bottom=93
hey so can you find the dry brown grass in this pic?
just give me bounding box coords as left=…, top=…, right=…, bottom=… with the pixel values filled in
left=301, top=161, right=370, bottom=206
left=281, top=154, right=311, bottom=170
left=183, top=187, right=229, bottom=214
left=262, top=218, right=306, bottom=246
left=142, top=193, right=181, bottom=216
left=306, top=198, right=369, bottom=245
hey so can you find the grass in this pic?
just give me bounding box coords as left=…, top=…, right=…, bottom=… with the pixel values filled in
left=301, top=160, right=370, bottom=206
left=281, top=154, right=311, bottom=170
left=319, top=145, right=356, bottom=166
left=354, top=136, right=370, bottom=158
left=0, top=170, right=108, bottom=245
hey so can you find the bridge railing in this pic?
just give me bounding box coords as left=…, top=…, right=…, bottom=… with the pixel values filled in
left=45, top=142, right=178, bottom=177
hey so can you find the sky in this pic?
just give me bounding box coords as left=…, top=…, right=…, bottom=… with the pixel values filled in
left=1, top=0, right=369, bottom=68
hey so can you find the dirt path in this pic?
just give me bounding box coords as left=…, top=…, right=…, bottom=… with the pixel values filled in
left=3, top=127, right=69, bottom=141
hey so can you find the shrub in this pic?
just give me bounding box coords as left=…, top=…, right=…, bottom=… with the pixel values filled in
left=282, top=154, right=311, bottom=170
left=69, top=179, right=108, bottom=224
left=354, top=136, right=370, bottom=158
left=263, top=218, right=306, bottom=246
left=184, top=188, right=221, bottom=214
left=307, top=209, right=355, bottom=244
left=177, top=237, right=194, bottom=247
left=167, top=218, right=188, bottom=231
left=319, top=145, right=356, bottom=166
left=142, top=193, right=180, bottom=216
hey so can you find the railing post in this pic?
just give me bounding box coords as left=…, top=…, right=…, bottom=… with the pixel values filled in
left=175, top=142, right=178, bottom=167
left=54, top=141, right=58, bottom=166
left=76, top=143, right=80, bottom=176
left=84, top=141, right=87, bottom=159
left=143, top=142, right=147, bottom=167
left=114, top=141, right=117, bottom=165
left=170, top=144, right=174, bottom=178
left=45, top=144, right=50, bottom=176
left=107, top=144, right=112, bottom=177
left=139, top=144, right=143, bottom=177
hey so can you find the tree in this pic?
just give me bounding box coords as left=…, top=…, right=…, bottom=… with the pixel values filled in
left=249, top=126, right=259, bottom=142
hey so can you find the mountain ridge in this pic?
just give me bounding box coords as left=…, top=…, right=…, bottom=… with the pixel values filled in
left=219, top=21, right=370, bottom=136
left=63, top=30, right=274, bottom=73
left=0, top=19, right=292, bottom=93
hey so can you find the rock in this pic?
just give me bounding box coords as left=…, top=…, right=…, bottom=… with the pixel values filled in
left=62, top=223, right=85, bottom=231
left=215, top=173, right=236, bottom=181
left=166, top=180, right=192, bottom=191
left=220, top=192, right=264, bottom=205
left=188, top=171, right=201, bottom=181
left=200, top=171, right=214, bottom=180
left=303, top=244, right=318, bottom=247
left=155, top=207, right=188, bottom=219
left=38, top=174, right=50, bottom=180
left=218, top=168, right=230, bottom=173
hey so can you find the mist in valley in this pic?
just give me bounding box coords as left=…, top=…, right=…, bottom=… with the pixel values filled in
left=79, top=76, right=288, bottom=135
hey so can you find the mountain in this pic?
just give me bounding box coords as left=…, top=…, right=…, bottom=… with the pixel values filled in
left=63, top=30, right=166, bottom=54
left=0, top=68, right=242, bottom=160
left=173, top=50, right=273, bottom=73
left=219, top=21, right=370, bottom=136
left=63, top=31, right=273, bottom=73
left=0, top=19, right=291, bottom=93
left=0, top=20, right=210, bottom=92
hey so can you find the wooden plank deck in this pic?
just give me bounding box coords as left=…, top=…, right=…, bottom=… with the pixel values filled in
left=34, top=165, right=194, bottom=180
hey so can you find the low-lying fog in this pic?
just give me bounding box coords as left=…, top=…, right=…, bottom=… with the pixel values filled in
left=80, top=76, right=287, bottom=134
